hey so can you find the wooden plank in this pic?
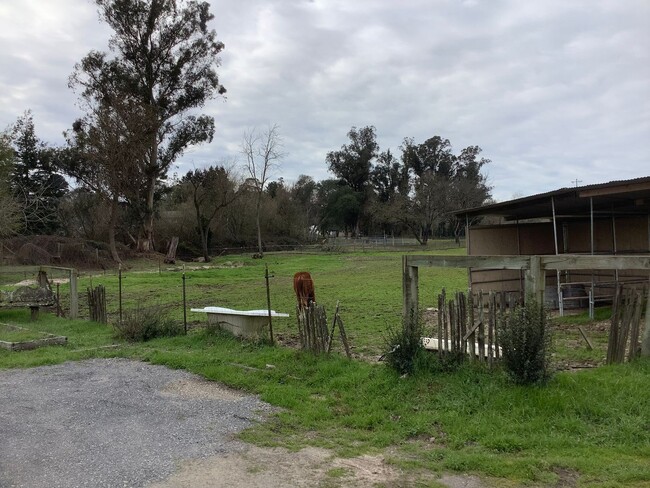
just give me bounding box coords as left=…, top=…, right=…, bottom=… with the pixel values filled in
left=406, top=255, right=531, bottom=270
left=467, top=293, right=476, bottom=360
left=488, top=291, right=495, bottom=367
left=642, top=287, right=650, bottom=357
left=459, top=292, right=467, bottom=355
left=336, top=315, right=352, bottom=359
left=578, top=327, right=594, bottom=350
left=627, top=290, right=644, bottom=361
left=441, top=289, right=448, bottom=353
left=405, top=254, right=650, bottom=271
left=617, top=290, right=636, bottom=362
left=462, top=320, right=481, bottom=342
left=449, top=297, right=456, bottom=353
left=496, top=292, right=504, bottom=360
left=541, top=255, right=650, bottom=271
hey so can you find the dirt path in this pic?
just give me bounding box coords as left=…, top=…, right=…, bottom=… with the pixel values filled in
left=149, top=445, right=486, bottom=488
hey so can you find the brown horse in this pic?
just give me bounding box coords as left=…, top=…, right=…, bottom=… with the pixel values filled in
left=293, top=272, right=315, bottom=311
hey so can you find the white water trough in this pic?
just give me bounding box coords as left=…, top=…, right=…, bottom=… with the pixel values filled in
left=421, top=337, right=502, bottom=358
left=191, top=306, right=289, bottom=338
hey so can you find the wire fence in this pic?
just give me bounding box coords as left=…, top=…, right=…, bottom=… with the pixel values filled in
left=206, top=237, right=465, bottom=256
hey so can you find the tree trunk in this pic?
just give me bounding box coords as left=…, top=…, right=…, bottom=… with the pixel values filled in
left=108, top=193, right=122, bottom=264
left=255, top=195, right=263, bottom=257
left=138, top=135, right=159, bottom=252
left=137, top=173, right=156, bottom=252
left=200, top=227, right=211, bottom=262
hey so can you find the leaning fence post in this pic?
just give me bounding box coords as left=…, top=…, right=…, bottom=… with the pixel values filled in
left=327, top=301, right=340, bottom=353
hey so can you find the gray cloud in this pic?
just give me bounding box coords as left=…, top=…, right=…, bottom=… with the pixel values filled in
left=1, top=0, right=648, bottom=201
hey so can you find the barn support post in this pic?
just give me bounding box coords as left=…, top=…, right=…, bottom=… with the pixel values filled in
left=552, top=197, right=563, bottom=316
left=525, top=256, right=545, bottom=304
left=590, top=197, right=595, bottom=318
left=402, top=256, right=418, bottom=330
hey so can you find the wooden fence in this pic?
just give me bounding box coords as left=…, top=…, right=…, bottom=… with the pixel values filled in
left=297, top=302, right=351, bottom=358
left=607, top=284, right=649, bottom=364
left=424, top=290, right=519, bottom=367
left=87, top=285, right=107, bottom=324
left=404, top=254, right=650, bottom=357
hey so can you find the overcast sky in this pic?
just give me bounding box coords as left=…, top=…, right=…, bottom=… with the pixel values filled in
left=1, top=0, right=648, bottom=202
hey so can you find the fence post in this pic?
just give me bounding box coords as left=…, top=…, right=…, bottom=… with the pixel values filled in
left=69, top=268, right=78, bottom=319
left=402, top=256, right=418, bottom=329
left=265, top=264, right=274, bottom=345
left=525, top=256, right=545, bottom=304
left=118, top=264, right=123, bottom=326
left=182, top=265, right=187, bottom=335
left=642, top=288, right=650, bottom=357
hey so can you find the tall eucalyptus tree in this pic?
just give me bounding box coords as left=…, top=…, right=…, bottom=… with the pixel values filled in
left=70, top=0, right=226, bottom=251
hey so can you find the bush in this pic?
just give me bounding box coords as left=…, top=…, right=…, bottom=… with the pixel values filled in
left=382, top=316, right=427, bottom=375
left=114, top=306, right=183, bottom=342
left=499, top=298, right=553, bottom=385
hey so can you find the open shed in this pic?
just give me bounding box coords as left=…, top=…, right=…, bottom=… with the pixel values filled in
left=456, top=176, right=650, bottom=311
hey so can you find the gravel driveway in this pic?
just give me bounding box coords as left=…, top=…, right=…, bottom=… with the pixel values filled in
left=0, top=358, right=274, bottom=488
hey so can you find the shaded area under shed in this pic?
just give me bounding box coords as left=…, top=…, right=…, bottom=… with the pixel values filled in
left=456, top=177, right=650, bottom=314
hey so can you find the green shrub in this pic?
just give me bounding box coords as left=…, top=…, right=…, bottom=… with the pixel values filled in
left=113, top=306, right=183, bottom=342
left=499, top=298, right=553, bottom=385
left=382, top=316, right=427, bottom=375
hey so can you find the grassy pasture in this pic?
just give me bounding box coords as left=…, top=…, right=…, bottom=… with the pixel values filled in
left=27, top=248, right=468, bottom=356
left=0, top=248, right=648, bottom=487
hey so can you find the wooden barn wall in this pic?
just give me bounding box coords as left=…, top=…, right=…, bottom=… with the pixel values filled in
left=468, top=223, right=556, bottom=294
left=468, top=217, right=650, bottom=296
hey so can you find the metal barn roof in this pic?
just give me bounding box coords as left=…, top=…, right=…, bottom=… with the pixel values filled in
left=457, top=176, right=650, bottom=221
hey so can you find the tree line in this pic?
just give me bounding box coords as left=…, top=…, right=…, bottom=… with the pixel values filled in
left=0, top=0, right=492, bottom=262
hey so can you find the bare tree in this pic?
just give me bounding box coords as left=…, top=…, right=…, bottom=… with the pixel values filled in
left=241, top=124, right=284, bottom=257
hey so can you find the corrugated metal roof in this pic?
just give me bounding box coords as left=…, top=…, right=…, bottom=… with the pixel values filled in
left=457, top=176, right=650, bottom=220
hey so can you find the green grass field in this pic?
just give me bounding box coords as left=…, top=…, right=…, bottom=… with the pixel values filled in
left=0, top=248, right=648, bottom=487
left=0, top=324, right=51, bottom=343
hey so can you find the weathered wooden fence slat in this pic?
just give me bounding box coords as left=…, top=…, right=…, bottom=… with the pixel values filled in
left=607, top=284, right=648, bottom=364
left=426, top=290, right=510, bottom=368
left=467, top=293, right=476, bottom=360
left=477, top=293, right=485, bottom=364
left=87, top=284, right=106, bottom=324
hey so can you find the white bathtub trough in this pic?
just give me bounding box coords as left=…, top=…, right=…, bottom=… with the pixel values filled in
left=191, top=306, right=289, bottom=338
left=421, top=337, right=502, bottom=358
